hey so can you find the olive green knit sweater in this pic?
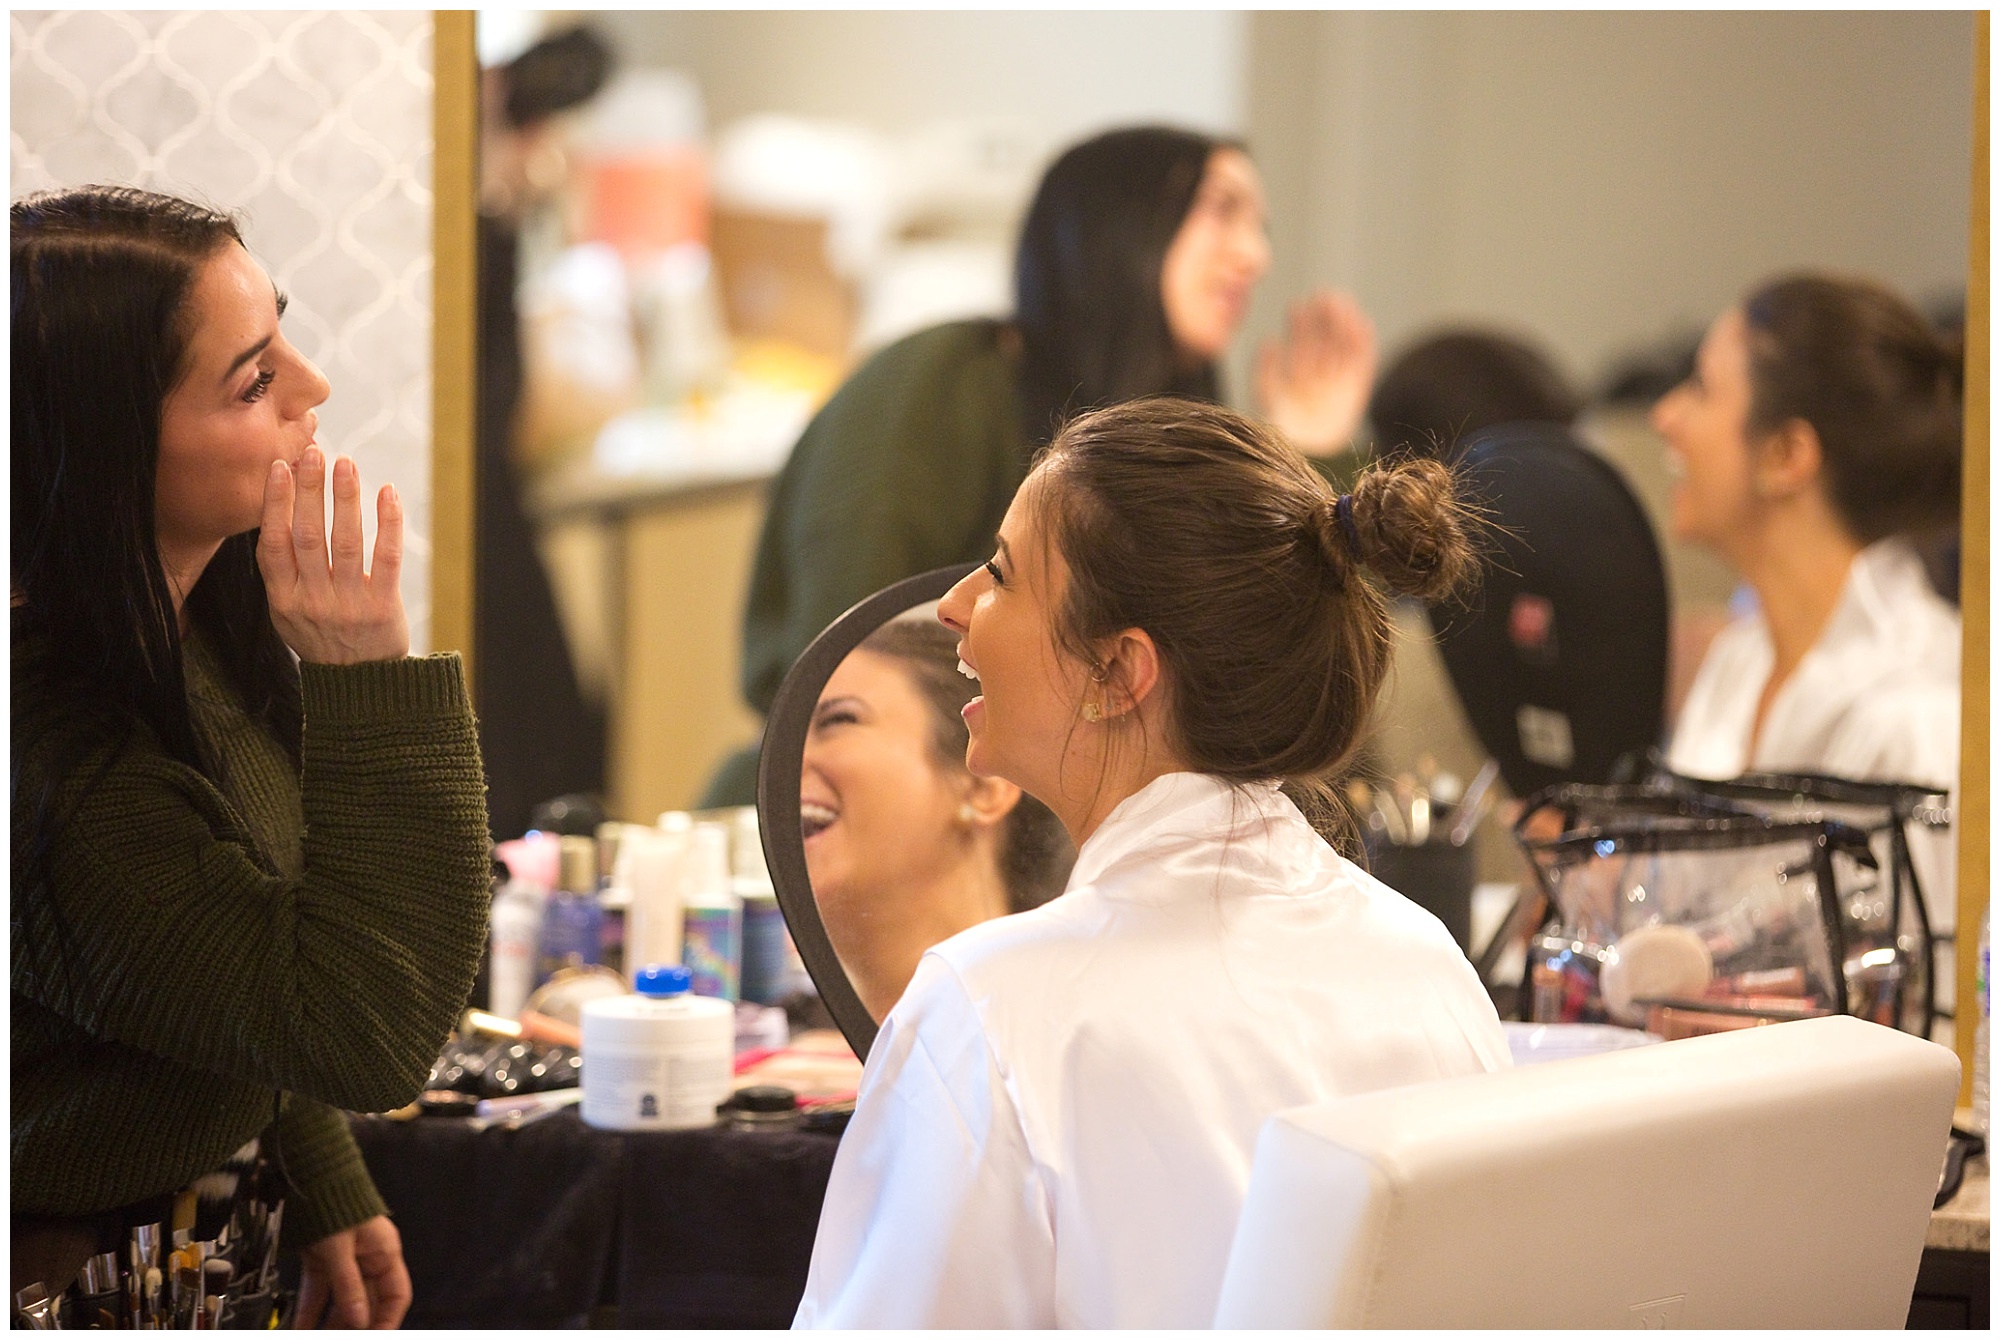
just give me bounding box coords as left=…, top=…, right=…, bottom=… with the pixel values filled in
left=12, top=636, right=492, bottom=1247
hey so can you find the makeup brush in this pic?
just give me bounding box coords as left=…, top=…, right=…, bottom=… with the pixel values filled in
left=191, top=1139, right=260, bottom=1242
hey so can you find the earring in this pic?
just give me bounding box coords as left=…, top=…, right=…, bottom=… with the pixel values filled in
left=1081, top=702, right=1103, bottom=723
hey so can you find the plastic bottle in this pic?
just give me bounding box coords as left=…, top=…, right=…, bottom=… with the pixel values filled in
left=727, top=808, right=788, bottom=1005
left=580, top=964, right=735, bottom=1131
left=538, top=835, right=604, bottom=983
left=681, top=821, right=742, bottom=1001
left=621, top=822, right=689, bottom=991
left=730, top=806, right=769, bottom=883
left=1975, top=906, right=1990, bottom=1139
left=595, top=822, right=635, bottom=976
left=738, top=879, right=788, bottom=1006
left=487, top=874, right=547, bottom=1020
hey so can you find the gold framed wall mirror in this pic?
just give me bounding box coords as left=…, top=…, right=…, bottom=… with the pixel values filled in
left=430, top=13, right=1987, bottom=1075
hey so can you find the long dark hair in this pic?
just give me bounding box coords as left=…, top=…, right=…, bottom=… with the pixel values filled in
left=12, top=185, right=302, bottom=833
left=1741, top=272, right=1963, bottom=545
left=1012, top=126, right=1232, bottom=447
left=857, top=619, right=1074, bottom=913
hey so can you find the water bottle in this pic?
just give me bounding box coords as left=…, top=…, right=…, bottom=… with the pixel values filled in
left=1975, top=907, right=1989, bottom=1139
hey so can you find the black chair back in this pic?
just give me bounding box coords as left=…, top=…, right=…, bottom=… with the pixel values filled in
left=1428, top=421, right=1670, bottom=796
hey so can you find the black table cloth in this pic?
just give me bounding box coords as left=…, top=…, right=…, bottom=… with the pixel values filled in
left=350, top=1110, right=840, bottom=1328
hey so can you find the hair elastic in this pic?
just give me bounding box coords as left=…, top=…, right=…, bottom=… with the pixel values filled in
left=1333, top=493, right=1363, bottom=557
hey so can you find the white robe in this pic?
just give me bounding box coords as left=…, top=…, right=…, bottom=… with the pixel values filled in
left=794, top=771, right=1511, bottom=1329
left=1667, top=538, right=1961, bottom=931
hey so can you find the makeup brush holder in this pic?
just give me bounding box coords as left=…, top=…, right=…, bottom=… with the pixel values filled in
left=1365, top=836, right=1477, bottom=956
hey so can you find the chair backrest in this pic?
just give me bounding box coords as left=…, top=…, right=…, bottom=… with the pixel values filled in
left=1428, top=421, right=1670, bottom=795
left=1212, top=1014, right=1958, bottom=1328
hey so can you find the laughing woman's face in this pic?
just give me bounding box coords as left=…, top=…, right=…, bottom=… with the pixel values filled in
left=936, top=473, right=1098, bottom=814
left=801, top=649, right=976, bottom=922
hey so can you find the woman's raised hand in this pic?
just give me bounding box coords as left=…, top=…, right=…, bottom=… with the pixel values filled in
left=257, top=447, right=410, bottom=664
left=1256, top=290, right=1379, bottom=459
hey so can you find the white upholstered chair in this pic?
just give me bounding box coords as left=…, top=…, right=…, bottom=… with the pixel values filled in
left=1213, top=1014, right=1958, bottom=1328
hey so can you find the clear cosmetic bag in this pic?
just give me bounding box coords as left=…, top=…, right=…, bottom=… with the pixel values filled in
left=1653, top=769, right=1950, bottom=1037
left=1513, top=789, right=1883, bottom=1040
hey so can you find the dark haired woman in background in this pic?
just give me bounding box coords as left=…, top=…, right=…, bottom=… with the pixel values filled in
left=705, top=124, right=1377, bottom=805
left=12, top=187, right=491, bottom=1324
left=1654, top=272, right=1962, bottom=933
left=803, top=618, right=1072, bottom=1021
left=794, top=399, right=1508, bottom=1328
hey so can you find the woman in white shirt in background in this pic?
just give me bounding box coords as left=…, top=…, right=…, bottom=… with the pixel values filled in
left=1654, top=272, right=1963, bottom=930
left=794, top=399, right=1510, bottom=1329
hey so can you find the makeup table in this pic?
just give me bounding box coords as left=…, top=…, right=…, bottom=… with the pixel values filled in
left=349, top=1108, right=838, bottom=1328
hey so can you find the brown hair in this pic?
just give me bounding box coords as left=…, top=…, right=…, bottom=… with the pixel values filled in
left=856, top=618, right=1075, bottom=912
left=1742, top=272, right=1962, bottom=544
left=1028, top=398, right=1480, bottom=849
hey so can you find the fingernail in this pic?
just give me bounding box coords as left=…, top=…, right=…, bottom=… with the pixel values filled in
left=270, top=460, right=288, bottom=482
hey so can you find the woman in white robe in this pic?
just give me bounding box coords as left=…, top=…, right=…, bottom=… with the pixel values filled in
left=795, top=399, right=1510, bottom=1329
left=1653, top=273, right=1963, bottom=933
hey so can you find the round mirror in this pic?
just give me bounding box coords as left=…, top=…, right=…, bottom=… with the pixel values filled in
left=756, top=565, right=1074, bottom=1061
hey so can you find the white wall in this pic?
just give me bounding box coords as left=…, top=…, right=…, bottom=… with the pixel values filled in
left=1242, top=11, right=1975, bottom=394
left=10, top=10, right=438, bottom=647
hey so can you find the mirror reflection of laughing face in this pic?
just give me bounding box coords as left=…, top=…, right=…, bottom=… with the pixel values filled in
left=802, top=620, right=1073, bottom=1021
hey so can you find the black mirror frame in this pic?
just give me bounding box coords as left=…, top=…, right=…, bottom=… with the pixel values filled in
left=756, top=564, right=979, bottom=1063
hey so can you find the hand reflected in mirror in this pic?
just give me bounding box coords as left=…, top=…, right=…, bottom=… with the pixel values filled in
left=803, top=617, right=1073, bottom=1022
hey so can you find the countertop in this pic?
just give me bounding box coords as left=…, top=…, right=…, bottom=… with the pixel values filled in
left=1930, top=1134, right=1989, bottom=1253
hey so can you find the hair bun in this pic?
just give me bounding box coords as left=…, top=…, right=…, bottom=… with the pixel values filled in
left=1345, top=456, right=1480, bottom=602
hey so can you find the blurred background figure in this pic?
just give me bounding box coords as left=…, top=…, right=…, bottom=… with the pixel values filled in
left=1656, top=272, right=1963, bottom=788
left=1368, top=329, right=1583, bottom=459
left=804, top=619, right=1073, bottom=1021
left=477, top=24, right=615, bottom=840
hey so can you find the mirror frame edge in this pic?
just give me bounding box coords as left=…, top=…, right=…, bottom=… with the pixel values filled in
left=758, top=564, right=981, bottom=1064
left=1955, top=10, right=1988, bottom=1107
left=431, top=10, right=479, bottom=682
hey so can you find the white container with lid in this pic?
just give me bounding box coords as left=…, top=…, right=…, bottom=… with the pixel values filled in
left=580, top=964, right=734, bottom=1131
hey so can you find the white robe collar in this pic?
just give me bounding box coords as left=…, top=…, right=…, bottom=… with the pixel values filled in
left=1067, top=771, right=1290, bottom=892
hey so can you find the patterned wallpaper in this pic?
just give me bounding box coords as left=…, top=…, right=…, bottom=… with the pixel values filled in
left=11, top=10, right=439, bottom=649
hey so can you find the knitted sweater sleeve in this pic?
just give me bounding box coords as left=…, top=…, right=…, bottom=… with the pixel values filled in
left=267, top=1096, right=389, bottom=1247
left=12, top=654, right=491, bottom=1116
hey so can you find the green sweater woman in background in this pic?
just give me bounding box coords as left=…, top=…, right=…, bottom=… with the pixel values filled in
left=11, top=187, right=491, bottom=1326
left=707, top=125, right=1380, bottom=807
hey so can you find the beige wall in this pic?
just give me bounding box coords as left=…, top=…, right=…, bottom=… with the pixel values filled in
left=1239, top=10, right=1974, bottom=396
left=591, top=10, right=1245, bottom=146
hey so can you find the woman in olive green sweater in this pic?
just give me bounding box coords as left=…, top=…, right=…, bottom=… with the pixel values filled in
left=12, top=187, right=491, bottom=1326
